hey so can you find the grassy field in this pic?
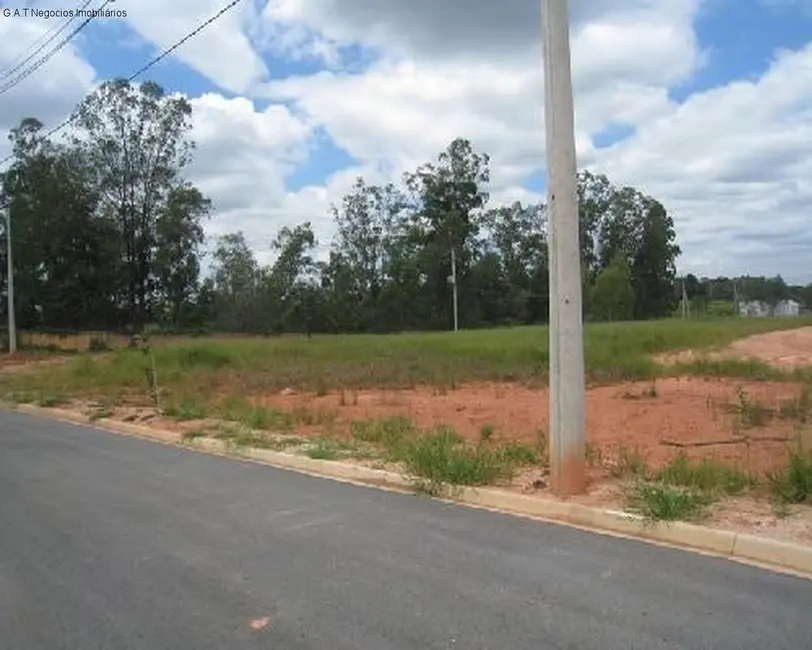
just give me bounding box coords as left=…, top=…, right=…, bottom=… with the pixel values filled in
left=5, top=317, right=812, bottom=404
left=4, top=317, right=812, bottom=519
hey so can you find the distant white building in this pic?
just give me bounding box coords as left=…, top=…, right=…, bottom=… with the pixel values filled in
left=738, top=300, right=770, bottom=318
left=738, top=299, right=800, bottom=318
left=774, top=299, right=800, bottom=317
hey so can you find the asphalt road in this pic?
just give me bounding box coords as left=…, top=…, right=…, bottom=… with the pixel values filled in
left=1, top=412, right=811, bottom=650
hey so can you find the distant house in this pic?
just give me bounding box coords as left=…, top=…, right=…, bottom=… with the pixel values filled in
left=738, top=299, right=800, bottom=318
left=738, top=300, right=770, bottom=318
left=774, top=299, right=800, bottom=317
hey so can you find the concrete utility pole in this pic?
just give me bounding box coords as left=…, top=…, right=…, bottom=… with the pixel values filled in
left=3, top=208, right=16, bottom=353
left=450, top=247, right=459, bottom=332
left=542, top=0, right=585, bottom=496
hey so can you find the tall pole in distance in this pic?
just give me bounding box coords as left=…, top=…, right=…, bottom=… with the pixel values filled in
left=542, top=0, right=586, bottom=496
left=4, top=208, right=16, bottom=354
left=450, top=246, right=459, bottom=332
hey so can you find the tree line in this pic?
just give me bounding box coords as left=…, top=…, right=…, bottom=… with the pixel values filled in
left=0, top=79, right=805, bottom=336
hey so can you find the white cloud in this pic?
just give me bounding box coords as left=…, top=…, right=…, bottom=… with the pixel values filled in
left=122, top=0, right=268, bottom=94
left=185, top=94, right=314, bottom=256
left=2, top=0, right=811, bottom=283
left=0, top=14, right=96, bottom=157
left=593, top=43, right=812, bottom=281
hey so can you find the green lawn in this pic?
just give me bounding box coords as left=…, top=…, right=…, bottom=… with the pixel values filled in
left=3, top=318, right=811, bottom=406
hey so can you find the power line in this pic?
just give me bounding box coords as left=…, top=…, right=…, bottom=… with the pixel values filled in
left=0, top=0, right=246, bottom=173
left=0, top=0, right=112, bottom=97
left=0, top=0, right=96, bottom=82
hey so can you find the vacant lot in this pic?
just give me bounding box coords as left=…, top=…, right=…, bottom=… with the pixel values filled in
left=4, top=318, right=812, bottom=532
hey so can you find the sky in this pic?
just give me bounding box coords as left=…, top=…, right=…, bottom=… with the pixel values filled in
left=0, top=0, right=810, bottom=282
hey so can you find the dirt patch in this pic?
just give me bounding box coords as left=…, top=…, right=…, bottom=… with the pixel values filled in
left=32, top=379, right=812, bottom=548
left=728, top=327, right=812, bottom=369
left=657, top=326, right=812, bottom=369
left=258, top=377, right=810, bottom=475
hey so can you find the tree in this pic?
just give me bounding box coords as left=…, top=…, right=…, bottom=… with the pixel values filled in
left=631, top=200, right=681, bottom=319
left=3, top=121, right=700, bottom=336
left=211, top=232, right=260, bottom=332
left=330, top=179, right=405, bottom=330
left=265, top=222, right=319, bottom=332
left=480, top=201, right=548, bottom=324
left=589, top=254, right=635, bottom=321
left=72, top=79, right=198, bottom=330
left=154, top=185, right=210, bottom=328
left=800, top=283, right=812, bottom=310
left=1, top=117, right=122, bottom=329
left=404, top=138, right=490, bottom=329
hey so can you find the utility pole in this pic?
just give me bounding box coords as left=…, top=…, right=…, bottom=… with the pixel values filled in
left=542, top=0, right=585, bottom=496
left=450, top=246, right=459, bottom=332
left=3, top=208, right=16, bottom=353
left=681, top=278, right=688, bottom=319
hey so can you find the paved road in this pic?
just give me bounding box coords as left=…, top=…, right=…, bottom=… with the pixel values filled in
left=1, top=413, right=811, bottom=650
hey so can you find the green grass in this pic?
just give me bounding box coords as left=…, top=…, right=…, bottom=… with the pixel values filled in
left=768, top=451, right=812, bottom=506
left=164, top=395, right=208, bottom=421
left=351, top=416, right=528, bottom=485
left=4, top=318, right=810, bottom=404
left=392, top=427, right=519, bottom=494
left=349, top=416, right=542, bottom=494
left=655, top=453, right=756, bottom=496
left=625, top=482, right=712, bottom=521
left=621, top=452, right=760, bottom=522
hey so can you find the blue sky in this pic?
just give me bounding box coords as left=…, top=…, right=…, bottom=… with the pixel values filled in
left=2, top=0, right=811, bottom=280
left=671, top=0, right=812, bottom=101
left=74, top=0, right=812, bottom=193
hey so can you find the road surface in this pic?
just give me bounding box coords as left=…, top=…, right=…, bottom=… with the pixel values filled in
left=1, top=411, right=810, bottom=649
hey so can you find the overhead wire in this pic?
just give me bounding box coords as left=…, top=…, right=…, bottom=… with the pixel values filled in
left=0, top=0, right=246, bottom=190
left=0, top=0, right=113, bottom=96
left=0, top=0, right=97, bottom=82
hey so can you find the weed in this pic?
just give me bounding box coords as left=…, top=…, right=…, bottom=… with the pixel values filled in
left=535, top=428, right=549, bottom=462
left=585, top=443, right=602, bottom=467
left=394, top=427, right=516, bottom=492
left=656, top=453, right=755, bottom=496
left=611, top=446, right=648, bottom=478
left=479, top=423, right=495, bottom=442
left=164, top=396, right=207, bottom=421
left=216, top=397, right=290, bottom=431
left=314, top=379, right=329, bottom=397
left=728, top=388, right=774, bottom=428
left=768, top=451, right=812, bottom=506
left=290, top=406, right=334, bottom=427
left=350, top=416, right=417, bottom=447
left=626, top=482, right=711, bottom=521
left=499, top=442, right=540, bottom=466
left=778, top=386, right=812, bottom=425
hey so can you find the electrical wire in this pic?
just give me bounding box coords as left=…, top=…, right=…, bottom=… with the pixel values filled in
left=0, top=0, right=113, bottom=96
left=0, top=0, right=246, bottom=178
left=0, top=0, right=97, bottom=82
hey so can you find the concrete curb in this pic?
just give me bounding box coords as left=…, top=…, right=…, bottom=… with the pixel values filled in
left=9, top=403, right=812, bottom=577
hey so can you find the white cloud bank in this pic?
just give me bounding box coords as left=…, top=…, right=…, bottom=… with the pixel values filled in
left=0, top=0, right=810, bottom=281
